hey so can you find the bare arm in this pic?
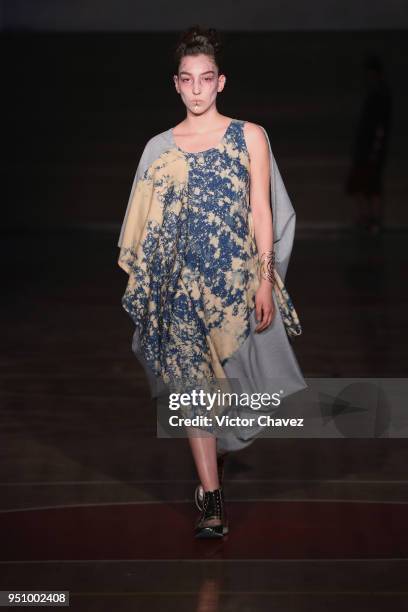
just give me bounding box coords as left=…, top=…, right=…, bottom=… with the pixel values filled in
left=244, top=122, right=275, bottom=331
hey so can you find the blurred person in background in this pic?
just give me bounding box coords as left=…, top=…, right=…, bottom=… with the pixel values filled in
left=345, top=54, right=392, bottom=236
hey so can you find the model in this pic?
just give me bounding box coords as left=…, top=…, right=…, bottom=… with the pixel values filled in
left=117, top=25, right=307, bottom=539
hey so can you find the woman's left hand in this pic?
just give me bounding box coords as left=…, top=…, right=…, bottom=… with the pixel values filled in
left=254, top=281, right=275, bottom=333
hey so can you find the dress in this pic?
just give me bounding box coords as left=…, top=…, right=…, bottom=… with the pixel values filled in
left=117, top=118, right=307, bottom=452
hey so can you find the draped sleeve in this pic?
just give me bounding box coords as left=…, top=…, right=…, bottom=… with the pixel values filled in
left=259, top=126, right=296, bottom=282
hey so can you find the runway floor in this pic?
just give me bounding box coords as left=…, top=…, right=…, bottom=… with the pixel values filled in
left=1, top=226, right=407, bottom=611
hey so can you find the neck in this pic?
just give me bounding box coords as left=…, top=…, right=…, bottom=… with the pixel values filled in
left=183, top=108, right=225, bottom=133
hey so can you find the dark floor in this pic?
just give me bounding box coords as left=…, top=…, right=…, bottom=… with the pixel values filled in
left=1, top=227, right=408, bottom=611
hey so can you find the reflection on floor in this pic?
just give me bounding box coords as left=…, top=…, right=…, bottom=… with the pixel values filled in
left=1, top=228, right=407, bottom=611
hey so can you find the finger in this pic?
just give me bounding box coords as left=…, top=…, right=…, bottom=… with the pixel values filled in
left=258, top=313, right=273, bottom=332
left=259, top=305, right=272, bottom=325
left=256, top=312, right=270, bottom=332
left=262, top=309, right=272, bottom=324
left=255, top=316, right=265, bottom=332
left=255, top=304, right=263, bottom=324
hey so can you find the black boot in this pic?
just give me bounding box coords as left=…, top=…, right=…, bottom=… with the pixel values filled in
left=194, top=487, right=228, bottom=539
left=194, top=452, right=227, bottom=512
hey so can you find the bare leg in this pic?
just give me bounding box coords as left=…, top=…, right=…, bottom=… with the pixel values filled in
left=187, top=428, right=221, bottom=527
left=187, top=429, right=219, bottom=491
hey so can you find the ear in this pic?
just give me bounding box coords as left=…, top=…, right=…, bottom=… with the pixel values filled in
left=173, top=74, right=180, bottom=93
left=218, top=73, right=226, bottom=93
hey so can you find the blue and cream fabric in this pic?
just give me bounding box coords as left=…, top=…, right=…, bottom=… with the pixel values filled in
left=117, top=118, right=307, bottom=415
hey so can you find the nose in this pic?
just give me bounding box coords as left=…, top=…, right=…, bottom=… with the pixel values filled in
left=192, top=79, right=202, bottom=94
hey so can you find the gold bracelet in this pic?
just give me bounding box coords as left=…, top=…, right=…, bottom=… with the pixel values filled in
left=259, top=249, right=275, bottom=284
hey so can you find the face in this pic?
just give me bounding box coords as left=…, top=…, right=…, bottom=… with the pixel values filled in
left=173, top=53, right=226, bottom=115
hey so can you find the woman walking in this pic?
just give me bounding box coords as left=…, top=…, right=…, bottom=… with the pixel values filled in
left=117, top=25, right=306, bottom=538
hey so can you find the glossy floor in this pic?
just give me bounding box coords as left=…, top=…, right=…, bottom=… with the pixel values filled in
left=1, top=227, right=407, bottom=610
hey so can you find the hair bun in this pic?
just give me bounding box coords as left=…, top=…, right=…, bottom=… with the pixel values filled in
left=174, top=25, right=224, bottom=73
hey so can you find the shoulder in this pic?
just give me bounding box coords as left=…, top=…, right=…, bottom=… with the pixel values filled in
left=242, top=121, right=267, bottom=139
left=136, top=128, right=174, bottom=170
left=242, top=121, right=270, bottom=157
left=143, top=128, right=172, bottom=151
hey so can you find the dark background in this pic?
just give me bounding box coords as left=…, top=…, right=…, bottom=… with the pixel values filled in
left=3, top=2, right=408, bottom=232
left=2, top=3, right=408, bottom=609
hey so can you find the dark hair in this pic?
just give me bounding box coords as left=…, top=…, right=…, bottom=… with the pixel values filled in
left=173, top=25, right=224, bottom=75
